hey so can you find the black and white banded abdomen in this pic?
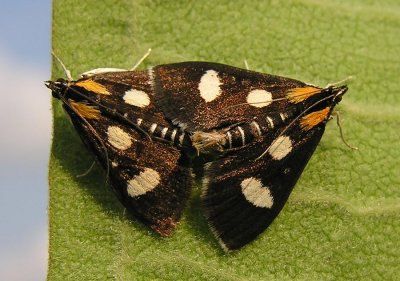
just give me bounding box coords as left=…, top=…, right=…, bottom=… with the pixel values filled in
left=135, top=117, right=191, bottom=147
left=191, top=112, right=290, bottom=153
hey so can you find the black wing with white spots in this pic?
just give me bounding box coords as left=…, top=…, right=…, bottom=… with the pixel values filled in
left=48, top=73, right=192, bottom=236
left=202, top=120, right=325, bottom=250
left=200, top=82, right=347, bottom=250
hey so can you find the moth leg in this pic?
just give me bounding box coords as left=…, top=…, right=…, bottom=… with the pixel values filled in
left=334, top=111, right=358, bottom=150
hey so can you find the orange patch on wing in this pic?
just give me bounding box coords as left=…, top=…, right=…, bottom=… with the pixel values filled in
left=69, top=100, right=101, bottom=119
left=300, top=107, right=330, bottom=131
left=75, top=80, right=111, bottom=95
left=287, top=86, right=322, bottom=103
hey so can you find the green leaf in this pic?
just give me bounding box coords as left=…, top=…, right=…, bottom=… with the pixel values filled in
left=49, top=0, right=400, bottom=280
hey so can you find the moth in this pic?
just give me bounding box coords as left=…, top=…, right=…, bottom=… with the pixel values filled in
left=46, top=56, right=349, bottom=251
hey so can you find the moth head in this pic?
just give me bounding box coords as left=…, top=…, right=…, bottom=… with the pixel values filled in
left=297, top=84, right=348, bottom=132
left=45, top=78, right=69, bottom=99
left=326, top=84, right=348, bottom=105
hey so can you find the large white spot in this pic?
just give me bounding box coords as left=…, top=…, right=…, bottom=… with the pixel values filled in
left=198, top=70, right=222, bottom=102
left=246, top=89, right=273, bottom=108
left=241, top=177, right=273, bottom=208
left=268, top=135, right=292, bottom=160
left=127, top=168, right=161, bottom=197
left=123, top=89, right=150, bottom=108
left=107, top=126, right=132, bottom=150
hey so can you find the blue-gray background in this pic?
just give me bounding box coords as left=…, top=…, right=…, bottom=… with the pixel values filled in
left=0, top=1, right=51, bottom=280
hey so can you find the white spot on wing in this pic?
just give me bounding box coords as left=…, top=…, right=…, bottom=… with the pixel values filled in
left=247, top=89, right=273, bottom=108
left=123, top=89, right=150, bottom=108
left=127, top=168, right=161, bottom=197
left=268, top=135, right=293, bottom=160
left=107, top=126, right=132, bottom=150
left=241, top=177, right=273, bottom=208
left=198, top=70, right=222, bottom=102
left=148, top=68, right=155, bottom=86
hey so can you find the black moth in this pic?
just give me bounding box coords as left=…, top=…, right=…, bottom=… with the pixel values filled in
left=46, top=59, right=348, bottom=251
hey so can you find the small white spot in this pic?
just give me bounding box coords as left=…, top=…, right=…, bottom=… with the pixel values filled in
left=268, top=135, right=293, bottom=160
left=127, top=168, right=161, bottom=197
left=149, top=123, right=157, bottom=134
left=123, top=89, right=150, bottom=108
left=147, top=68, right=155, bottom=86
left=123, top=113, right=128, bottom=118
left=161, top=127, right=168, bottom=139
left=178, top=133, right=185, bottom=144
left=177, top=122, right=188, bottom=130
left=237, top=126, right=245, bottom=146
left=107, top=126, right=132, bottom=150
left=111, top=161, right=118, bottom=167
left=266, top=116, right=274, bottom=128
left=198, top=70, right=222, bottom=102
left=137, top=118, right=143, bottom=126
left=170, top=129, right=178, bottom=143
left=241, top=177, right=273, bottom=208
left=246, top=89, right=273, bottom=108
left=280, top=113, right=287, bottom=121
left=251, top=121, right=262, bottom=137
left=226, top=132, right=233, bottom=149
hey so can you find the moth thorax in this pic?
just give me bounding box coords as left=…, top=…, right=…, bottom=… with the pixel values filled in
left=191, top=131, right=226, bottom=153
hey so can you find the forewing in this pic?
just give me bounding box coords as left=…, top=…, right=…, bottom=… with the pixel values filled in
left=72, top=70, right=169, bottom=127
left=153, top=62, right=308, bottom=130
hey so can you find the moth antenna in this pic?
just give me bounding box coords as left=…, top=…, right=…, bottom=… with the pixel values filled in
left=325, top=76, right=353, bottom=88
left=76, top=161, right=96, bottom=178
left=334, top=111, right=358, bottom=150
left=51, top=51, right=73, bottom=81
left=244, top=59, right=250, bottom=70
left=130, top=48, right=152, bottom=70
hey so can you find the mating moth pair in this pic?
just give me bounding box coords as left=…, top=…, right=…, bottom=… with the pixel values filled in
left=46, top=54, right=349, bottom=251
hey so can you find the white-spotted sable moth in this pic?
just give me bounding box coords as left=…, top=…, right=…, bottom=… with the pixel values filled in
left=46, top=58, right=348, bottom=251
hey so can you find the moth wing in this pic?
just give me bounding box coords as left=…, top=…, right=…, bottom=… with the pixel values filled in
left=73, top=70, right=168, bottom=122
left=202, top=126, right=325, bottom=250
left=153, top=62, right=307, bottom=130
left=66, top=106, right=192, bottom=236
